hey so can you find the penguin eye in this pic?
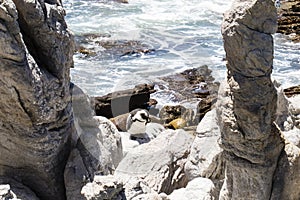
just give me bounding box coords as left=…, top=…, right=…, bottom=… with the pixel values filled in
left=140, top=113, right=147, bottom=120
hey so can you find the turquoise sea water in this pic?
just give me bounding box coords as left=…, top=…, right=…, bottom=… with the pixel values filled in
left=64, top=0, right=300, bottom=100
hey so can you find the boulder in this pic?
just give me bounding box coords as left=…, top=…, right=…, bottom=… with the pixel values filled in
left=219, top=1, right=284, bottom=199
left=115, top=129, right=195, bottom=195
left=93, top=84, right=156, bottom=118
left=94, top=116, right=123, bottom=170
left=119, top=131, right=140, bottom=156
left=185, top=109, right=224, bottom=181
left=168, top=177, right=216, bottom=200
left=0, top=0, right=74, bottom=199
left=71, top=84, right=117, bottom=175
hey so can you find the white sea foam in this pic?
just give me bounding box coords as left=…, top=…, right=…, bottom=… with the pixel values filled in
left=65, top=0, right=300, bottom=99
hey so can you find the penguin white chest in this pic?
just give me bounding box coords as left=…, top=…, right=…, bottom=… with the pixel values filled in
left=126, top=109, right=150, bottom=136
left=127, top=120, right=147, bottom=136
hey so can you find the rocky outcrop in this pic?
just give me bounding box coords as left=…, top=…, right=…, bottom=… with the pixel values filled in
left=277, top=0, right=300, bottom=42
left=218, top=0, right=284, bottom=199
left=0, top=0, right=74, bottom=199
left=93, top=84, right=156, bottom=118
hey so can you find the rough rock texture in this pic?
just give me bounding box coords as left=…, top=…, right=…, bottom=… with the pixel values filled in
left=0, top=178, right=39, bottom=200
left=277, top=0, right=300, bottom=42
left=0, top=0, right=74, bottom=199
left=168, top=177, right=216, bottom=200
left=218, top=0, right=284, bottom=199
left=93, top=84, right=156, bottom=118
left=115, top=129, right=194, bottom=196
left=275, top=90, right=300, bottom=200
left=81, top=175, right=125, bottom=200
left=65, top=84, right=123, bottom=200
left=270, top=142, right=300, bottom=200
left=184, top=109, right=224, bottom=182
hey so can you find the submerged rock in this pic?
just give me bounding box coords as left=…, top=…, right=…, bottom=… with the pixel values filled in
left=74, top=34, right=155, bottom=59
left=159, top=65, right=219, bottom=102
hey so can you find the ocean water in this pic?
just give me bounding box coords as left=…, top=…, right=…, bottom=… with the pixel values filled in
left=64, top=0, right=300, bottom=100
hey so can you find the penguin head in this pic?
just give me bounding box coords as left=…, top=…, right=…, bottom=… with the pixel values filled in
left=130, top=109, right=151, bottom=124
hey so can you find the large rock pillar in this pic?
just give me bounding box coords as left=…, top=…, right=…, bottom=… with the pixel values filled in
left=0, top=0, right=74, bottom=199
left=217, top=0, right=284, bottom=199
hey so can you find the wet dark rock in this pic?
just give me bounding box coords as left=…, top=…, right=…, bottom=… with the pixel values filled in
left=284, top=84, right=300, bottom=97
left=159, top=105, right=194, bottom=127
left=78, top=46, right=97, bottom=56
left=160, top=65, right=219, bottom=102
left=93, top=84, right=157, bottom=118
left=74, top=33, right=155, bottom=59
left=195, top=97, right=216, bottom=123
left=120, top=48, right=156, bottom=57
left=277, top=0, right=300, bottom=42
left=158, top=65, right=220, bottom=127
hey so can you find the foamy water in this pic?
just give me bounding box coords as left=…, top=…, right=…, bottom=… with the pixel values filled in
left=64, top=0, right=300, bottom=99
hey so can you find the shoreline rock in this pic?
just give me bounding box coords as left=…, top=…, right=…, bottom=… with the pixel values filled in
left=93, top=83, right=156, bottom=118
left=277, top=0, right=300, bottom=42
left=93, top=65, right=220, bottom=133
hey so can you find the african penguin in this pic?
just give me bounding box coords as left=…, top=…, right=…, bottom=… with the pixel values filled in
left=126, top=108, right=151, bottom=137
